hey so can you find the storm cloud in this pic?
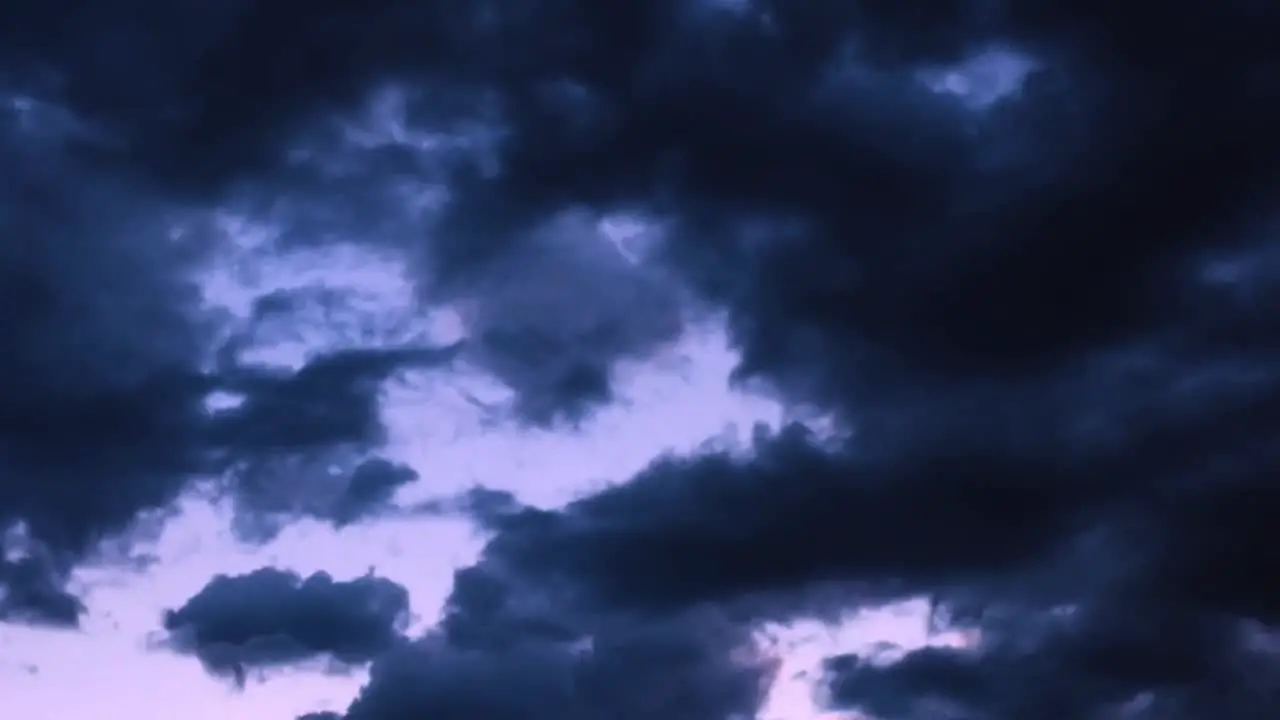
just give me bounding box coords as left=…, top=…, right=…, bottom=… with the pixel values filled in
left=0, top=116, right=460, bottom=621
left=159, top=568, right=411, bottom=685
left=4, top=1, right=1280, bottom=719
left=339, top=570, right=775, bottom=720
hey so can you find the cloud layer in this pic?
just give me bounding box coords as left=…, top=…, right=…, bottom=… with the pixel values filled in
left=4, top=1, right=1280, bottom=719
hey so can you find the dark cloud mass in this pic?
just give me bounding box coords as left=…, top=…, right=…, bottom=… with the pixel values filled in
left=160, top=568, right=410, bottom=686
left=0, top=556, right=84, bottom=627
left=342, top=595, right=774, bottom=720
left=0, top=108, right=210, bottom=624
left=0, top=97, right=460, bottom=621
left=5, top=1, right=1280, bottom=719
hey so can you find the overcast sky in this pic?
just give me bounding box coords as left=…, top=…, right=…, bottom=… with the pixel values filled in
left=3, top=3, right=1280, bottom=720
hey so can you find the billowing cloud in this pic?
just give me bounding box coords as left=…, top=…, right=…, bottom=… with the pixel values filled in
left=436, top=209, right=686, bottom=426
left=160, top=568, right=410, bottom=685
left=4, top=2, right=1280, bottom=719
left=339, top=566, right=775, bottom=720
left=0, top=556, right=84, bottom=627
left=0, top=125, right=459, bottom=619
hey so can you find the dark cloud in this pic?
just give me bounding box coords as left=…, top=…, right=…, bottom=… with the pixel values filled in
left=160, top=568, right=410, bottom=686
left=447, top=487, right=526, bottom=530
left=330, top=459, right=420, bottom=528
left=438, top=209, right=685, bottom=426
left=208, top=344, right=464, bottom=456
left=0, top=557, right=84, bottom=627
left=229, top=456, right=422, bottom=543
left=6, top=2, right=1280, bottom=719
left=0, top=97, right=211, bottom=624
left=0, top=104, right=459, bottom=620
left=334, top=567, right=775, bottom=720
left=225, top=561, right=772, bottom=720
left=823, top=602, right=1280, bottom=720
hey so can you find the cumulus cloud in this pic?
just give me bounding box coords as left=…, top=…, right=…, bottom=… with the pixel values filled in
left=339, top=568, right=775, bottom=720
left=0, top=120, right=460, bottom=619
left=159, top=568, right=411, bottom=686
left=5, top=1, right=1280, bottom=719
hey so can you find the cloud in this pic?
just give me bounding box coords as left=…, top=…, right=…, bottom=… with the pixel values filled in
left=0, top=557, right=84, bottom=627
left=204, top=342, right=461, bottom=541
left=0, top=96, right=214, bottom=624
left=159, top=568, right=411, bottom=686
left=436, top=209, right=686, bottom=426
left=335, top=567, right=775, bottom=720
left=329, top=459, right=421, bottom=528
left=228, top=456, right=422, bottom=543
left=823, top=603, right=1280, bottom=720
left=0, top=210, right=461, bottom=620
left=173, top=562, right=776, bottom=720
left=6, top=2, right=1280, bottom=719
left=208, top=344, right=465, bottom=456
left=0, top=121, right=461, bottom=619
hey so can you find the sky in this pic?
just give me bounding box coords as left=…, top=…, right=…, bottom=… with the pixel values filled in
left=2, top=3, right=1280, bottom=720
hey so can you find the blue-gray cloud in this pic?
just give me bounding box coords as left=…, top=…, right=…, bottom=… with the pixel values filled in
left=3, top=2, right=1279, bottom=718
left=160, top=568, right=410, bottom=686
